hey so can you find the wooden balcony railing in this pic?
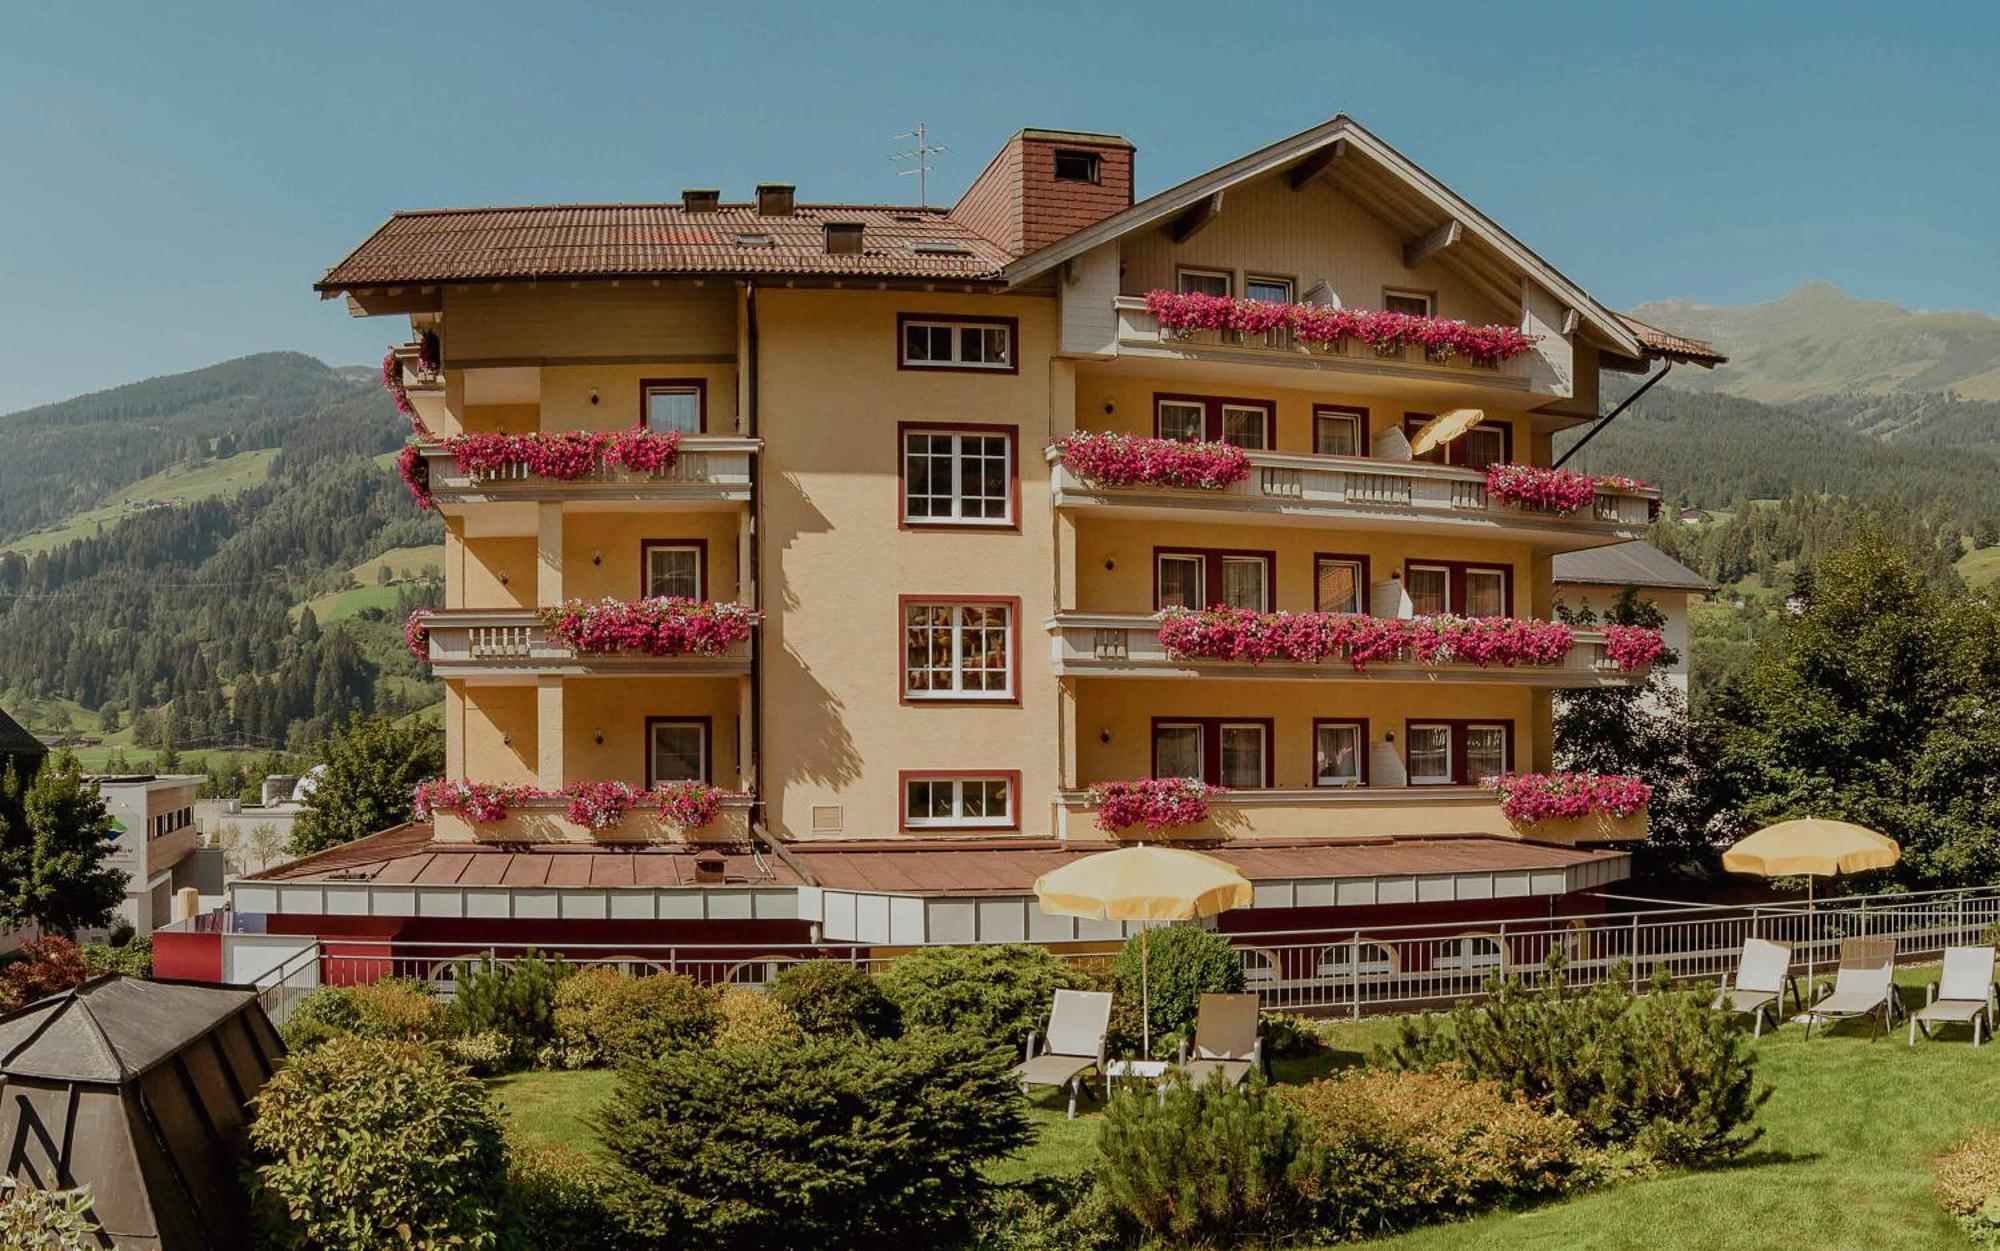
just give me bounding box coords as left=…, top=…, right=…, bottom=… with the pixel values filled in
left=417, top=435, right=757, bottom=506
left=423, top=610, right=752, bottom=677
left=1048, top=612, right=1643, bottom=686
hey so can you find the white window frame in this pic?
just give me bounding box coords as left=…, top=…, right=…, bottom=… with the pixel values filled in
left=649, top=720, right=709, bottom=785
left=903, top=601, right=1014, bottom=700
left=1314, top=408, right=1363, bottom=457
left=1461, top=426, right=1506, bottom=469
left=642, top=384, right=703, bottom=435
left=1218, top=404, right=1270, bottom=450
left=903, top=775, right=1014, bottom=829
left=901, top=319, right=1013, bottom=370
left=1244, top=275, right=1294, bottom=305
left=1464, top=568, right=1508, bottom=619
left=645, top=544, right=704, bottom=600
left=1465, top=723, right=1510, bottom=783
left=1407, top=723, right=1454, bottom=786
left=1314, top=722, right=1365, bottom=787
left=1218, top=722, right=1268, bottom=789
left=1315, top=558, right=1365, bottom=614
left=1156, top=553, right=1206, bottom=611
left=1156, top=399, right=1206, bottom=443
left=1433, top=935, right=1507, bottom=973
left=1407, top=564, right=1452, bottom=616
left=1176, top=268, right=1232, bottom=297
left=1153, top=722, right=1205, bottom=780
left=1317, top=940, right=1395, bottom=977
left=1218, top=556, right=1270, bottom=611
left=902, top=429, right=1014, bottom=526
left=1382, top=288, right=1433, bottom=317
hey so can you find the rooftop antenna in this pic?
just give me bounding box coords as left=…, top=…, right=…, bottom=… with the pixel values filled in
left=891, top=122, right=950, bottom=208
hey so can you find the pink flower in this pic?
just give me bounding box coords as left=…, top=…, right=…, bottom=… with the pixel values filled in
left=438, top=426, right=683, bottom=482
left=1156, top=607, right=1576, bottom=672
left=396, top=443, right=434, bottom=509
left=540, top=597, right=759, bottom=657
left=1485, top=465, right=1653, bottom=515
left=1087, top=778, right=1219, bottom=832
left=563, top=780, right=640, bottom=830
left=652, top=780, right=728, bottom=829
left=381, top=348, right=420, bottom=431
left=403, top=610, right=432, bottom=661
left=1484, top=772, right=1652, bottom=824
left=413, top=777, right=746, bottom=832
left=1052, top=432, right=1252, bottom=490
left=412, top=778, right=539, bottom=824
left=1601, top=624, right=1666, bottom=673
left=1142, top=290, right=1537, bottom=363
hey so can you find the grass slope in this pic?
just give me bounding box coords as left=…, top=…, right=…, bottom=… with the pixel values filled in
left=1957, top=545, right=2000, bottom=591
left=292, top=543, right=443, bottom=623
left=2, top=448, right=278, bottom=557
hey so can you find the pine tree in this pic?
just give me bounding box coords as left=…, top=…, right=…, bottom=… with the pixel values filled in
left=0, top=753, right=128, bottom=934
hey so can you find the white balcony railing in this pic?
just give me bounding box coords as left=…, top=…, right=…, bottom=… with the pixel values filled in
left=429, top=793, right=755, bottom=846
left=417, top=435, right=757, bottom=506
left=1048, top=612, right=1642, bottom=686
left=1048, top=446, right=1656, bottom=537
left=1113, top=296, right=1534, bottom=385
left=423, top=610, right=752, bottom=677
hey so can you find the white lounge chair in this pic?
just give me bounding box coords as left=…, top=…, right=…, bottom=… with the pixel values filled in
left=1011, top=988, right=1112, bottom=1119
left=1909, top=947, right=1998, bottom=1046
left=1716, top=937, right=1800, bottom=1038
left=1803, top=937, right=1900, bottom=1038
left=1178, top=993, right=1262, bottom=1088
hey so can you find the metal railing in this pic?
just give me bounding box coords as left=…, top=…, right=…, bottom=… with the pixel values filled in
left=248, top=885, right=2000, bottom=1024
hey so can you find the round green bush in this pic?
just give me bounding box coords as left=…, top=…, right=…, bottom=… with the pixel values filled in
left=1115, top=926, right=1245, bottom=1041
left=248, top=1037, right=508, bottom=1251
left=552, top=967, right=718, bottom=1066
left=715, top=986, right=803, bottom=1047
left=768, top=960, right=900, bottom=1038
left=878, top=944, right=1082, bottom=1051
left=450, top=951, right=569, bottom=1062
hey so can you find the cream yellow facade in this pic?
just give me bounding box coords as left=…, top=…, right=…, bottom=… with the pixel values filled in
left=352, top=117, right=1688, bottom=855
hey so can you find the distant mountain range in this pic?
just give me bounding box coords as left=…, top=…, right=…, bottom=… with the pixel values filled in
left=1632, top=281, right=2000, bottom=403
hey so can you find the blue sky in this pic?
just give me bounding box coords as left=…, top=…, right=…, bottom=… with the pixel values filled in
left=1, top=1, right=1994, bottom=412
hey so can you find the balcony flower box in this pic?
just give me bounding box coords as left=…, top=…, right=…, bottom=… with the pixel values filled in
left=1052, top=432, right=1251, bottom=491
left=413, top=777, right=738, bottom=831
left=539, top=597, right=758, bottom=657
left=1157, top=606, right=1586, bottom=672
left=1086, top=778, right=1219, bottom=834
left=1602, top=624, right=1666, bottom=674
left=1143, top=290, right=1536, bottom=365
left=1484, top=464, right=1654, bottom=516
left=396, top=427, right=687, bottom=507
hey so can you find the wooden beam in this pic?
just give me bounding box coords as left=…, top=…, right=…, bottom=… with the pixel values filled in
left=1561, top=307, right=1581, bottom=337
left=1165, top=191, right=1225, bottom=244
left=1287, top=139, right=1347, bottom=190
left=1402, top=220, right=1462, bottom=268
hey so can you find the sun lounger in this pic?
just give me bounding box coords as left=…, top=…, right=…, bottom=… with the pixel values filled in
left=1803, top=937, right=1899, bottom=1038
left=1177, top=993, right=1262, bottom=1088
left=1717, top=937, right=1800, bottom=1038
left=1011, top=989, right=1112, bottom=1118
left=1909, top=946, right=1998, bottom=1046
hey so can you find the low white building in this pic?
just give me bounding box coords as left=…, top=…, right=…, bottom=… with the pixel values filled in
left=92, top=774, right=205, bottom=933
left=1552, top=541, right=1712, bottom=697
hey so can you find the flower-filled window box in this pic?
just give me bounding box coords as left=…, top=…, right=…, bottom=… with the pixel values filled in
left=1086, top=778, right=1220, bottom=833
left=1156, top=606, right=1586, bottom=671
left=1051, top=432, right=1252, bottom=490
left=412, top=778, right=738, bottom=830
left=1142, top=290, right=1537, bottom=366
left=539, top=598, right=758, bottom=657
left=1484, top=771, right=1652, bottom=825
left=1484, top=464, right=1655, bottom=516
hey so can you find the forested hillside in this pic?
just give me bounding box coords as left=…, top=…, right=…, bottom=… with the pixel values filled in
left=0, top=354, right=442, bottom=759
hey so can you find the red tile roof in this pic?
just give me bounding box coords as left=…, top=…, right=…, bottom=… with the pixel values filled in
left=250, top=824, right=800, bottom=889
left=1616, top=313, right=1727, bottom=366
left=315, top=204, right=1012, bottom=290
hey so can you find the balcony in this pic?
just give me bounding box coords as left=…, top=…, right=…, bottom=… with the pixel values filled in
left=1107, top=296, right=1540, bottom=402
left=1048, top=445, right=1655, bottom=544
left=422, top=610, right=752, bottom=678
left=1048, top=612, right=1645, bottom=687
left=415, top=435, right=757, bottom=508
left=1053, top=787, right=1645, bottom=847
left=431, top=793, right=754, bottom=845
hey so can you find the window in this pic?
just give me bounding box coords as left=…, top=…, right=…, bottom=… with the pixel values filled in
left=1155, top=549, right=1273, bottom=612
left=1433, top=935, right=1506, bottom=973
left=903, top=774, right=1015, bottom=829
left=1464, top=568, right=1507, bottom=618
left=1318, top=940, right=1395, bottom=977
left=1314, top=555, right=1367, bottom=614
left=647, top=719, right=710, bottom=786
left=1407, top=724, right=1453, bottom=785
left=1177, top=268, right=1231, bottom=297
left=1154, top=394, right=1273, bottom=447
left=643, top=542, right=704, bottom=600
left=1053, top=149, right=1101, bottom=183
left=641, top=380, right=705, bottom=435
left=1403, top=412, right=1446, bottom=465
left=1382, top=289, right=1433, bottom=317
left=1315, top=721, right=1366, bottom=786
left=1466, top=724, right=1510, bottom=782
left=1151, top=717, right=1273, bottom=788
left=911, top=240, right=973, bottom=256
left=1404, top=412, right=1511, bottom=467
left=901, top=426, right=1014, bottom=525
left=1406, top=565, right=1451, bottom=616
left=903, top=600, right=1014, bottom=700
left=898, top=315, right=1016, bottom=372
left=1313, top=406, right=1365, bottom=457
left=1245, top=275, right=1294, bottom=304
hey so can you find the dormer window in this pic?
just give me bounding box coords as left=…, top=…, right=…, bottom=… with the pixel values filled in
left=1053, top=149, right=1102, bottom=183
left=912, top=240, right=973, bottom=256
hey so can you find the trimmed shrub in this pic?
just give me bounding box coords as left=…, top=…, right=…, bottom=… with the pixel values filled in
left=277, top=979, right=450, bottom=1051
left=552, top=967, right=717, bottom=1066
left=600, top=1031, right=1030, bottom=1248
left=1094, top=1075, right=1308, bottom=1248
left=1386, top=962, right=1768, bottom=1165
left=278, top=986, right=363, bottom=1051
left=714, top=986, right=802, bottom=1047
left=504, top=1141, right=630, bottom=1250
left=451, top=951, right=568, bottom=1062
left=1285, top=1066, right=1595, bottom=1240
left=1115, top=925, right=1244, bottom=1044
left=0, top=935, right=90, bottom=1013
left=445, top=1031, right=513, bottom=1076
left=1936, top=1130, right=2000, bottom=1246
left=248, top=1037, right=508, bottom=1251
left=960, top=1176, right=1116, bottom=1251
left=878, top=943, right=1081, bottom=1052
left=0, top=1178, right=102, bottom=1250
left=768, top=959, right=900, bottom=1038
left=82, top=935, right=152, bottom=979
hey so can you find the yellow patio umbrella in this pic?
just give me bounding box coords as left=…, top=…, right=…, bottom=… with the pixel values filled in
left=1034, top=845, right=1254, bottom=1054
left=1722, top=818, right=1901, bottom=989
left=1407, top=408, right=1486, bottom=459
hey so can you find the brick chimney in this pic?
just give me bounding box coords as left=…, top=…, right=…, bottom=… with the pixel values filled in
left=949, top=128, right=1133, bottom=259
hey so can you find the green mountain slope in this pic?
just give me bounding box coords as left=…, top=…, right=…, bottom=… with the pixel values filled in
left=1632, top=281, right=2000, bottom=403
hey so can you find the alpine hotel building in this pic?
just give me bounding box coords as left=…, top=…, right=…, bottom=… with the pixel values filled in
left=191, top=116, right=1725, bottom=981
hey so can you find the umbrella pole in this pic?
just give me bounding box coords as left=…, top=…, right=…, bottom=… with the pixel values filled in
left=1806, top=875, right=1816, bottom=1003
left=1141, top=920, right=1151, bottom=1057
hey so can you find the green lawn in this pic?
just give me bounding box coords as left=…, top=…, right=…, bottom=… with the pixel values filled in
left=2, top=449, right=278, bottom=557
left=292, top=542, right=444, bottom=622
left=490, top=984, right=1994, bottom=1250
left=1957, top=545, right=2000, bottom=591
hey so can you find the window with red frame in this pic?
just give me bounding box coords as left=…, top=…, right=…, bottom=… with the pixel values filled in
left=1156, top=394, right=1274, bottom=449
